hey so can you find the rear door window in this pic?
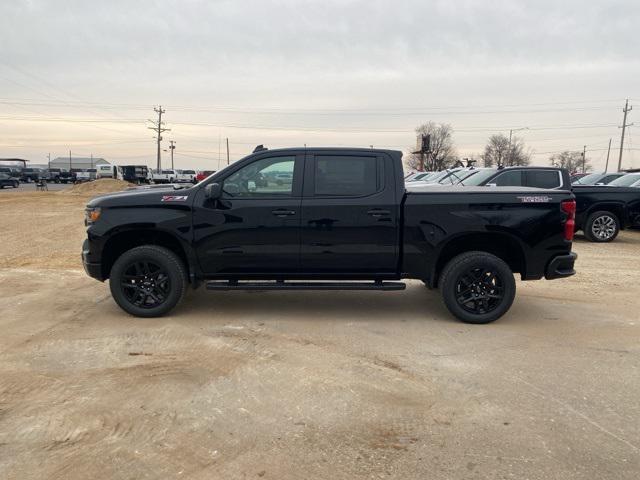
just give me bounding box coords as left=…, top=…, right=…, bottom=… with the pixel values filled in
left=313, top=155, right=380, bottom=196
left=525, top=170, right=561, bottom=189
left=492, top=170, right=523, bottom=186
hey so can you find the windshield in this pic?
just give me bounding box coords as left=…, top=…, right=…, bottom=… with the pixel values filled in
left=415, top=170, right=452, bottom=184
left=572, top=173, right=603, bottom=185
left=460, top=169, right=498, bottom=186
left=183, top=170, right=195, bottom=174
left=608, top=173, right=640, bottom=187
left=440, top=169, right=480, bottom=185
left=407, top=172, right=433, bottom=182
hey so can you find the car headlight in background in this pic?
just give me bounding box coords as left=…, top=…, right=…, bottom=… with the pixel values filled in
left=85, top=207, right=101, bottom=225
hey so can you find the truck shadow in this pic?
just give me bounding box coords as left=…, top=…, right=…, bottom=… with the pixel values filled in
left=177, top=281, right=457, bottom=325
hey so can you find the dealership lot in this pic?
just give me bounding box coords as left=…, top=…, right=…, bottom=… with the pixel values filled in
left=0, top=190, right=639, bottom=479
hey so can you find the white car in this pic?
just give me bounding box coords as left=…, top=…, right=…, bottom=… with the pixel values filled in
left=149, top=169, right=177, bottom=184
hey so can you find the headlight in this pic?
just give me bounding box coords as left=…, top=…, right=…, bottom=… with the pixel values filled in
left=85, top=207, right=101, bottom=225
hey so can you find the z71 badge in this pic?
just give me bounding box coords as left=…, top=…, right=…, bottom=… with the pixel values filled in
left=161, top=195, right=189, bottom=202
left=517, top=195, right=552, bottom=203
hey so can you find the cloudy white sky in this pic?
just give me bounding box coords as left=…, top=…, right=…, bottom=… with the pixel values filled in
left=1, top=0, right=639, bottom=170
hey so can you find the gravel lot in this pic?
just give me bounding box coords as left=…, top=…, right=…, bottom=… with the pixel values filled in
left=1, top=188, right=639, bottom=479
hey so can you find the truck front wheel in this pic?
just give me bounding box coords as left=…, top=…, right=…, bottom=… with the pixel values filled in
left=440, top=251, right=516, bottom=324
left=109, top=245, right=188, bottom=318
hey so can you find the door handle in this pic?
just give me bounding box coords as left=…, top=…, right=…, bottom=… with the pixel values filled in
left=367, top=209, right=390, bottom=217
left=272, top=209, right=296, bottom=217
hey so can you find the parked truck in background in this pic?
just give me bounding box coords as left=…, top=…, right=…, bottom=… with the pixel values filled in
left=149, top=169, right=177, bottom=184
left=175, top=169, right=197, bottom=183
left=82, top=147, right=577, bottom=324
left=120, top=165, right=149, bottom=184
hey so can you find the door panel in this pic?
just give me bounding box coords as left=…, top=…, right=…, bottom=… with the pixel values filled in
left=192, top=154, right=303, bottom=275
left=300, top=154, right=399, bottom=274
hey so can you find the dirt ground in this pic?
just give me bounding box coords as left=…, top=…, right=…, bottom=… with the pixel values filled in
left=1, top=188, right=639, bottom=479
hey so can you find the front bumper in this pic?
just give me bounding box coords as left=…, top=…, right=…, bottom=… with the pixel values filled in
left=545, top=252, right=577, bottom=280
left=82, top=238, right=104, bottom=281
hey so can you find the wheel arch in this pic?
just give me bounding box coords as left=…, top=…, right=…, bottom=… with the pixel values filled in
left=583, top=202, right=626, bottom=230
left=430, top=232, right=526, bottom=288
left=101, top=228, right=193, bottom=282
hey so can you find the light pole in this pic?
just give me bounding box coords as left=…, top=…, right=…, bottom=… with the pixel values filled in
left=507, top=127, right=529, bottom=166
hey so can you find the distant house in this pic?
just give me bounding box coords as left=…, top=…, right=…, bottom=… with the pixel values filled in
left=50, top=157, right=109, bottom=170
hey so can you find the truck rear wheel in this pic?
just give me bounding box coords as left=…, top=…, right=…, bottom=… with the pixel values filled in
left=109, top=245, right=187, bottom=318
left=584, top=211, right=619, bottom=242
left=440, top=251, right=516, bottom=324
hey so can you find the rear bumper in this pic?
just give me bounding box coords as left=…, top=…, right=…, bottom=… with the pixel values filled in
left=82, top=238, right=104, bottom=281
left=545, top=252, right=577, bottom=280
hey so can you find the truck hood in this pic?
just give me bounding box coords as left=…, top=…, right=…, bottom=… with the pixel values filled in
left=86, top=185, right=197, bottom=208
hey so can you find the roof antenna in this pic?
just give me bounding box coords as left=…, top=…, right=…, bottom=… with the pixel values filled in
left=253, top=144, right=267, bottom=153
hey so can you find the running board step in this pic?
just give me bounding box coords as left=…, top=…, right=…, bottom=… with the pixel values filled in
left=206, top=281, right=406, bottom=291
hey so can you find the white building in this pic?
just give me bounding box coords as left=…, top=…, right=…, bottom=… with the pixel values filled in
left=50, top=157, right=109, bottom=170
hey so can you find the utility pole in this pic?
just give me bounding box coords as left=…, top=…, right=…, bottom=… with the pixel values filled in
left=47, top=153, right=50, bottom=170
left=148, top=106, right=170, bottom=171
left=69, top=150, right=72, bottom=171
left=169, top=140, right=176, bottom=169
left=91, top=153, right=93, bottom=169
left=581, top=145, right=587, bottom=173
left=617, top=99, right=633, bottom=172
left=226, top=137, right=230, bottom=165
left=605, top=138, right=612, bottom=172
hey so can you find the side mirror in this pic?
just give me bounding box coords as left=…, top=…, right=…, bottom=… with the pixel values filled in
left=205, top=182, right=222, bottom=199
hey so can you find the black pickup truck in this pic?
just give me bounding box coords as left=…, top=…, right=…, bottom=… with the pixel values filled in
left=82, top=147, right=577, bottom=324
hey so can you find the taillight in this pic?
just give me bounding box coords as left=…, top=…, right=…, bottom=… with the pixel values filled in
left=561, top=199, right=576, bottom=241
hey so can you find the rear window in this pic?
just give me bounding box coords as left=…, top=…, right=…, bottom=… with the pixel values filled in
left=314, top=156, right=379, bottom=196
left=525, top=170, right=561, bottom=189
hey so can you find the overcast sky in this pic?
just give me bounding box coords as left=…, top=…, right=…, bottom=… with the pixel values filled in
left=1, top=0, right=639, bottom=170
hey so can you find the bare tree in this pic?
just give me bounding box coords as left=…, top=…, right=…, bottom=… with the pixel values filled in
left=405, top=122, right=457, bottom=171
left=482, top=134, right=509, bottom=167
left=549, top=151, right=592, bottom=173
left=483, top=134, right=531, bottom=167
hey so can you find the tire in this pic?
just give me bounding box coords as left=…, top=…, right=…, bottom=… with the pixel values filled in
left=440, top=251, right=516, bottom=324
left=13, top=181, right=19, bottom=188
left=583, top=211, right=619, bottom=242
left=109, top=245, right=188, bottom=318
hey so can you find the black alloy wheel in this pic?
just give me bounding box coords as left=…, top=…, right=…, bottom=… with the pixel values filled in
left=121, top=260, right=171, bottom=309
left=454, top=266, right=504, bottom=315
left=440, top=251, right=516, bottom=324
left=110, top=245, right=187, bottom=317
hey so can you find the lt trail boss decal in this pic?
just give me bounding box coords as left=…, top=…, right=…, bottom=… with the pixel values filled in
left=161, top=195, right=189, bottom=202
left=517, top=195, right=552, bottom=203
